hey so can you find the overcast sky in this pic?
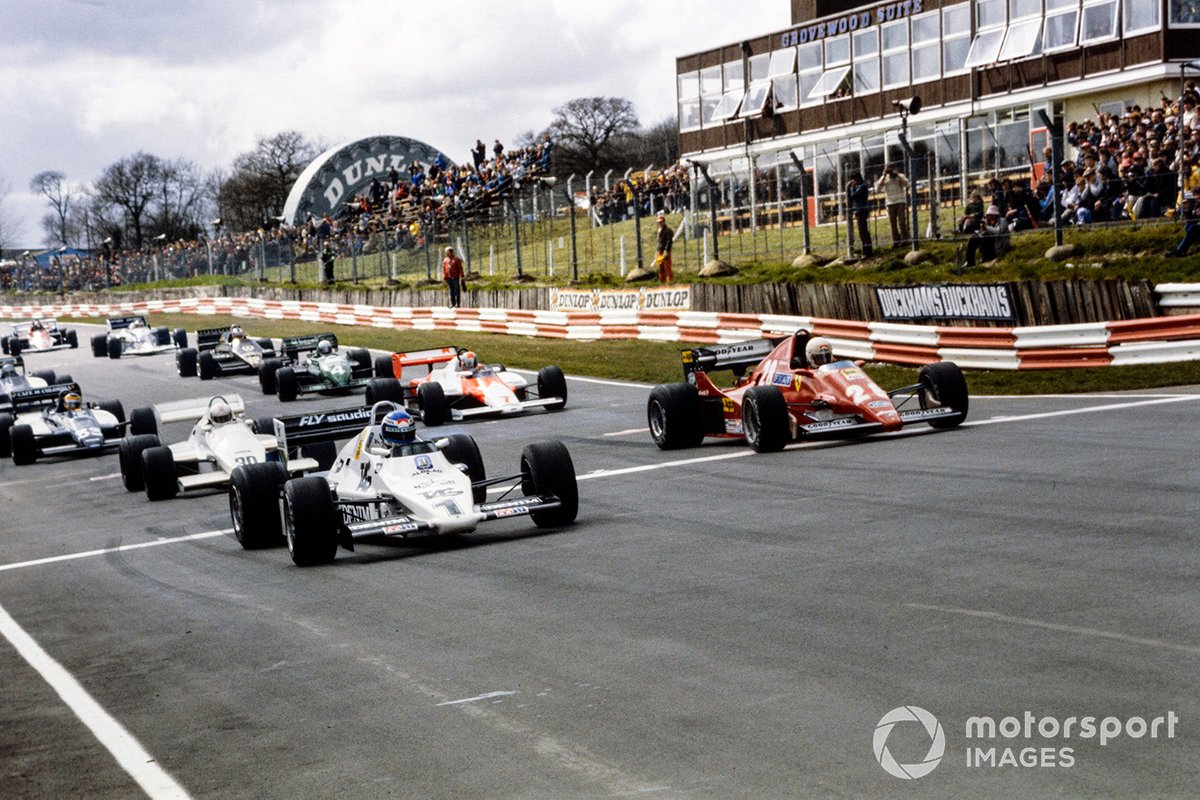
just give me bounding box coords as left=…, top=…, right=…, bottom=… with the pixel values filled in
left=0, top=0, right=785, bottom=248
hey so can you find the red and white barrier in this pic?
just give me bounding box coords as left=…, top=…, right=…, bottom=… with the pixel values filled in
left=4, top=298, right=1200, bottom=370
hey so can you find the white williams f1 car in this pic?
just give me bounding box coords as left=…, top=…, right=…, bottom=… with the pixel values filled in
left=118, top=394, right=368, bottom=502
left=91, top=315, right=187, bottom=359
left=229, top=403, right=579, bottom=565
left=0, top=383, right=124, bottom=464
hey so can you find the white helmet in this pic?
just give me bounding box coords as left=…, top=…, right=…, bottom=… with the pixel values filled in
left=130, top=318, right=146, bottom=328
left=458, top=350, right=477, bottom=370
left=229, top=325, right=244, bottom=339
left=209, top=399, right=234, bottom=424
left=805, top=336, right=834, bottom=367
left=317, top=339, right=333, bottom=356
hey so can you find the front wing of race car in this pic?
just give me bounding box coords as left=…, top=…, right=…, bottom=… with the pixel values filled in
left=448, top=397, right=561, bottom=420
left=337, top=492, right=566, bottom=542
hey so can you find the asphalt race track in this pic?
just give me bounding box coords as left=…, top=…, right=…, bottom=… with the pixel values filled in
left=1, top=322, right=1198, bottom=799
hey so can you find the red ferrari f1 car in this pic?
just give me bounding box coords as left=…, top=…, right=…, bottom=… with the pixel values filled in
left=647, top=330, right=968, bottom=452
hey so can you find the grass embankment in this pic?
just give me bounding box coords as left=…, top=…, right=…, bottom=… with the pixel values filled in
left=75, top=312, right=1200, bottom=395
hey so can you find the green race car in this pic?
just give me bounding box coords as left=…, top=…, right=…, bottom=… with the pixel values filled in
left=258, top=333, right=374, bottom=402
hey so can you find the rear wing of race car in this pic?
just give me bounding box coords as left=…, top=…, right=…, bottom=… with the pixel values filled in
left=154, top=393, right=248, bottom=424
left=0, top=355, right=23, bottom=370
left=281, top=333, right=338, bottom=359
left=9, top=382, right=80, bottom=414
left=9, top=319, right=56, bottom=335
left=272, top=405, right=373, bottom=454
left=680, top=338, right=781, bottom=379
left=107, top=315, right=147, bottom=331
left=388, top=346, right=458, bottom=374
left=195, top=327, right=229, bottom=351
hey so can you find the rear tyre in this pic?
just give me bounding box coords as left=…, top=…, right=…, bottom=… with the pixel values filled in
left=373, top=354, right=395, bottom=378
left=107, top=338, right=122, bottom=359
left=442, top=433, right=486, bottom=504
left=10, top=424, right=37, bottom=465
left=304, top=441, right=339, bottom=470
left=0, top=413, right=13, bottom=458
left=177, top=348, right=198, bottom=378
left=98, top=399, right=126, bottom=424
left=256, top=338, right=274, bottom=351
left=129, top=406, right=158, bottom=437
left=647, top=383, right=704, bottom=450
left=251, top=416, right=277, bottom=435
left=153, top=327, right=171, bottom=346
left=283, top=477, right=339, bottom=566
left=66, top=330, right=78, bottom=349
left=173, top=329, right=188, bottom=349
left=56, top=373, right=74, bottom=386
left=119, top=434, right=160, bottom=491
left=520, top=441, right=578, bottom=527
left=417, top=381, right=448, bottom=426
left=537, top=365, right=568, bottom=409
left=365, top=377, right=404, bottom=406
left=91, top=334, right=108, bottom=357
left=198, top=351, right=217, bottom=380
left=229, top=462, right=288, bottom=549
left=276, top=367, right=299, bottom=402
left=31, top=369, right=56, bottom=384
left=258, top=357, right=284, bottom=394
left=918, top=361, right=969, bottom=429
left=347, top=348, right=371, bottom=373
left=742, top=385, right=789, bottom=453
left=9, top=339, right=22, bottom=357
left=142, top=446, right=178, bottom=500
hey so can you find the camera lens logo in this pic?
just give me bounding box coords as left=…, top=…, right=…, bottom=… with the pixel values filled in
left=873, top=706, right=946, bottom=780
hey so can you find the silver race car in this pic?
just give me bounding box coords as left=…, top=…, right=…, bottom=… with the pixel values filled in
left=229, top=403, right=578, bottom=565
left=1, top=356, right=72, bottom=412
left=0, top=383, right=124, bottom=464
left=176, top=325, right=276, bottom=379
left=91, top=315, right=188, bottom=359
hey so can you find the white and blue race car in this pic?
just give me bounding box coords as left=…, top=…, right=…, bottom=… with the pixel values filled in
left=0, top=383, right=125, bottom=464
left=91, top=315, right=188, bottom=359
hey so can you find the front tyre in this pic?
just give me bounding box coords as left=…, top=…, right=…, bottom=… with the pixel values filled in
left=177, top=347, right=198, bottom=378
left=142, top=446, right=179, bottom=500
left=416, top=381, right=448, bottom=426
left=537, top=365, right=568, bottom=409
left=119, top=434, right=161, bottom=491
left=442, top=433, right=487, bottom=504
left=520, top=440, right=578, bottom=527
left=10, top=424, right=38, bottom=465
left=198, top=351, right=217, bottom=380
left=365, top=377, right=404, bottom=406
left=647, top=383, right=704, bottom=450
left=258, top=357, right=284, bottom=394
left=742, top=385, right=789, bottom=453
left=276, top=367, right=299, bottom=402
left=284, top=477, right=340, bottom=566
left=91, top=334, right=108, bottom=358
left=229, top=462, right=288, bottom=549
left=918, top=361, right=969, bottom=429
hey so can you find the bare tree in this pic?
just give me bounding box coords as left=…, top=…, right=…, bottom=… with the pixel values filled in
left=0, top=173, right=22, bottom=252
left=92, top=152, right=164, bottom=249
left=30, top=171, right=75, bottom=248
left=546, top=97, right=640, bottom=177
left=219, top=131, right=321, bottom=230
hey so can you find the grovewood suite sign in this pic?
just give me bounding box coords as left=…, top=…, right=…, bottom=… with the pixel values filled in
left=779, top=0, right=925, bottom=46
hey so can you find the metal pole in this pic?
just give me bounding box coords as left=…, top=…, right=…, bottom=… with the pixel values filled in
left=1038, top=108, right=1065, bottom=248
left=565, top=178, right=579, bottom=282
left=633, top=187, right=644, bottom=270
left=789, top=151, right=812, bottom=255
left=511, top=199, right=523, bottom=277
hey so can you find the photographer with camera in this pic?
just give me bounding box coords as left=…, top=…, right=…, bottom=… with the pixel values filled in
left=874, top=165, right=910, bottom=247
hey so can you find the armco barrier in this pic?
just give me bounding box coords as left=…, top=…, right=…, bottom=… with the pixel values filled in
left=4, top=299, right=1200, bottom=370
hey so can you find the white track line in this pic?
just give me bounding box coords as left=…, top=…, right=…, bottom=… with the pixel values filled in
left=0, top=602, right=193, bottom=799
left=436, top=690, right=519, bottom=706
left=965, top=394, right=1200, bottom=426
left=0, top=530, right=229, bottom=574
left=908, top=603, right=1200, bottom=656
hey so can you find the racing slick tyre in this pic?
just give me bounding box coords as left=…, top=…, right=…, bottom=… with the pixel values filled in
left=8, top=338, right=22, bottom=357
left=66, top=330, right=78, bottom=349
left=229, top=462, right=288, bottom=549
left=918, top=361, right=969, bottom=429
left=537, top=365, right=568, bottom=409
left=10, top=424, right=38, bottom=465
left=119, top=434, right=160, bottom=491
left=647, top=383, right=705, bottom=450
left=416, top=381, right=449, bottom=426
left=258, top=357, right=285, bottom=395
left=198, top=351, right=218, bottom=381
left=742, top=385, right=790, bottom=453
left=153, top=327, right=171, bottom=346
left=98, top=399, right=126, bottom=424
left=256, top=338, right=274, bottom=351
left=347, top=348, right=372, bottom=373
left=283, top=477, right=339, bottom=566
left=177, top=347, right=198, bottom=378
left=251, top=416, right=277, bottom=435
left=373, top=355, right=394, bottom=378
left=31, top=369, right=56, bottom=384
left=276, top=367, right=299, bottom=402
left=442, top=433, right=487, bottom=504
left=521, top=440, right=578, bottom=528
left=304, top=441, right=338, bottom=471
left=142, top=446, right=178, bottom=500
left=1, top=336, right=8, bottom=354
left=107, top=337, right=123, bottom=359
left=91, top=334, right=108, bottom=357
left=56, top=373, right=74, bottom=386
left=365, top=378, right=404, bottom=406
left=172, top=329, right=188, bottom=349
left=128, top=407, right=159, bottom=437
left=0, top=413, right=13, bottom=458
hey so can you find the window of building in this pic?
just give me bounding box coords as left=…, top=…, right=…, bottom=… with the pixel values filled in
left=881, top=19, right=910, bottom=88
left=1043, top=0, right=1080, bottom=52
left=1124, top=0, right=1160, bottom=33
left=999, top=18, right=1043, bottom=60
left=769, top=47, right=796, bottom=78
left=852, top=28, right=880, bottom=95
left=1170, top=0, right=1200, bottom=26
left=699, top=65, right=722, bottom=129
left=678, top=71, right=702, bottom=132
left=798, top=41, right=824, bottom=108
left=943, top=4, right=972, bottom=74
left=964, top=27, right=1006, bottom=68
left=824, top=34, right=851, bottom=66
left=808, top=65, right=852, bottom=101
left=739, top=82, right=773, bottom=118
left=1080, top=0, right=1118, bottom=43
left=911, top=10, right=941, bottom=82
left=724, top=59, right=744, bottom=91
left=769, top=46, right=798, bottom=111
left=748, top=53, right=771, bottom=83
left=708, top=89, right=743, bottom=124
left=977, top=0, right=1007, bottom=28
left=1009, top=0, right=1040, bottom=18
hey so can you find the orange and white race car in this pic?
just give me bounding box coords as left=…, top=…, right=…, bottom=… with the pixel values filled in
left=370, top=347, right=567, bottom=425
